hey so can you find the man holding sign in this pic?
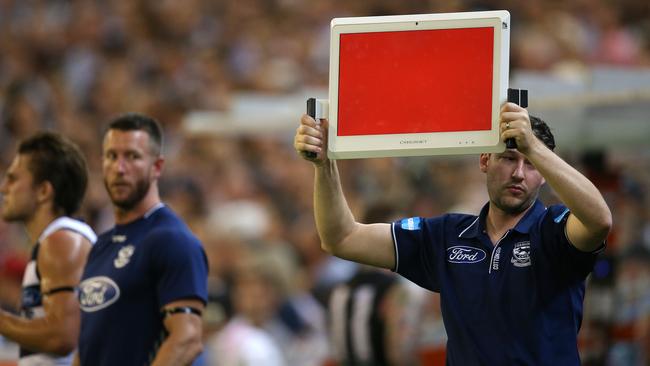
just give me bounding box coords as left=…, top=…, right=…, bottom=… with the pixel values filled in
left=294, top=102, right=611, bottom=365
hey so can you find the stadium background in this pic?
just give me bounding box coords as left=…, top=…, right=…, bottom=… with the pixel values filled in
left=1, top=0, right=649, bottom=365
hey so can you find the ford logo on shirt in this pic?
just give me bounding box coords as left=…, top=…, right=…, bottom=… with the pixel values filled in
left=447, top=246, right=486, bottom=264
left=79, top=276, right=120, bottom=312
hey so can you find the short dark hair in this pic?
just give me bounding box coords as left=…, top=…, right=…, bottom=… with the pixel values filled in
left=530, top=115, right=556, bottom=151
left=106, top=113, right=163, bottom=155
left=18, top=131, right=88, bottom=216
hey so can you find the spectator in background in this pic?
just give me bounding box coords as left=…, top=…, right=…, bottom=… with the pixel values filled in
left=207, top=251, right=286, bottom=366
left=607, top=245, right=650, bottom=365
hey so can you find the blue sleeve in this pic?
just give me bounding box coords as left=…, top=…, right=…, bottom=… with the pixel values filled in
left=539, top=205, right=604, bottom=281
left=391, top=216, right=443, bottom=292
left=147, top=229, right=209, bottom=308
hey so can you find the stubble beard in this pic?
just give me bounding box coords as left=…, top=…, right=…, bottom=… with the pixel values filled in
left=1, top=208, right=27, bottom=222
left=1, top=200, right=33, bottom=223
left=104, top=178, right=151, bottom=212
left=493, top=191, right=537, bottom=215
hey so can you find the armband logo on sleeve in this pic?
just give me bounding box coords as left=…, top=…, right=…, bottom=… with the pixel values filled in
left=400, top=217, right=422, bottom=231
left=554, top=208, right=570, bottom=223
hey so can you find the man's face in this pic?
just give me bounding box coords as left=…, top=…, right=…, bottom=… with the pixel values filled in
left=102, top=129, right=161, bottom=211
left=480, top=150, right=546, bottom=215
left=0, top=154, right=39, bottom=222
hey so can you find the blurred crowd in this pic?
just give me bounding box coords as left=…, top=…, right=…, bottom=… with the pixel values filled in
left=1, top=0, right=649, bottom=365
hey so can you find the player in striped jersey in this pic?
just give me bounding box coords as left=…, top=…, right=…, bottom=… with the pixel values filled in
left=0, top=132, right=95, bottom=366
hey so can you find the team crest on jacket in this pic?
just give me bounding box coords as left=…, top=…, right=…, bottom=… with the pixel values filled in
left=114, top=245, right=135, bottom=269
left=79, top=276, right=120, bottom=312
left=511, top=241, right=531, bottom=267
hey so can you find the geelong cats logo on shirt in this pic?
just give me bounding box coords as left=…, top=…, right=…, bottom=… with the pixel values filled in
left=114, top=245, right=135, bottom=269
left=79, top=276, right=120, bottom=312
left=511, top=241, right=531, bottom=267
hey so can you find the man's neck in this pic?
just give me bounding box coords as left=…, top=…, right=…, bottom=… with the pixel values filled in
left=24, top=208, right=59, bottom=244
left=114, top=189, right=161, bottom=225
left=484, top=202, right=530, bottom=245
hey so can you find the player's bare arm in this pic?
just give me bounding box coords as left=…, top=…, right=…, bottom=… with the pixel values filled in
left=151, top=299, right=204, bottom=366
left=499, top=103, right=612, bottom=251
left=0, top=230, right=91, bottom=354
left=295, top=114, right=396, bottom=269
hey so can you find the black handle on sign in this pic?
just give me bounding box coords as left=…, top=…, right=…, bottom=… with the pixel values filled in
left=505, top=88, right=528, bottom=149
left=304, top=98, right=317, bottom=159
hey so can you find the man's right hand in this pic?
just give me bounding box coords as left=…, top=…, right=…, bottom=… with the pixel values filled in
left=294, top=114, right=328, bottom=166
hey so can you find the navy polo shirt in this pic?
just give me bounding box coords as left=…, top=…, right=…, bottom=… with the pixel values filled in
left=392, top=200, right=602, bottom=365
left=79, top=205, right=209, bottom=366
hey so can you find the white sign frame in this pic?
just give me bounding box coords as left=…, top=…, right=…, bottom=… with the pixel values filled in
left=326, top=10, right=511, bottom=159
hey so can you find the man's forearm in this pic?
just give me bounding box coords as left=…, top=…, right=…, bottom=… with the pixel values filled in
left=314, top=160, right=358, bottom=253
left=151, top=333, right=202, bottom=366
left=528, top=142, right=612, bottom=244
left=0, top=309, right=77, bottom=355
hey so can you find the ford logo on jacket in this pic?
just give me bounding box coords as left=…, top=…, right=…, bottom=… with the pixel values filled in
left=446, top=246, right=486, bottom=263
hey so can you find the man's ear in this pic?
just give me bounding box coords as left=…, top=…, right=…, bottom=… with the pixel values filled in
left=36, top=180, right=55, bottom=205
left=152, top=156, right=165, bottom=180
left=479, top=153, right=491, bottom=173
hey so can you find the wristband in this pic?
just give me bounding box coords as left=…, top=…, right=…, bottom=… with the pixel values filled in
left=161, top=306, right=202, bottom=318
left=42, top=286, right=76, bottom=296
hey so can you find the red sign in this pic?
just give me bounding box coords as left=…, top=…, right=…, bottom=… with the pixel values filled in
left=338, top=27, right=494, bottom=136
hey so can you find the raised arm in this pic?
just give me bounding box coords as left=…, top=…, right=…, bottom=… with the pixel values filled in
left=294, top=115, right=395, bottom=269
left=0, top=230, right=91, bottom=354
left=500, top=103, right=612, bottom=252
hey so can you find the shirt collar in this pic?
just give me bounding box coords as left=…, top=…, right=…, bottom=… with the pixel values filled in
left=459, top=199, right=546, bottom=239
